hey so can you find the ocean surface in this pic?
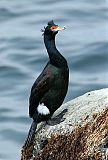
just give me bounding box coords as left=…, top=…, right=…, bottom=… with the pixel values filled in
left=0, top=0, right=107, bottom=159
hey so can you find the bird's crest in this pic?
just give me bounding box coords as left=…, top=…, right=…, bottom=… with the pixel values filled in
left=41, top=20, right=55, bottom=36
left=48, top=20, right=55, bottom=26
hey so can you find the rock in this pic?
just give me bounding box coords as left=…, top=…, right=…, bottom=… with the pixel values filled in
left=21, top=88, right=108, bottom=160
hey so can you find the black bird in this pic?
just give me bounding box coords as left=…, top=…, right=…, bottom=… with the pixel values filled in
left=24, top=20, right=69, bottom=147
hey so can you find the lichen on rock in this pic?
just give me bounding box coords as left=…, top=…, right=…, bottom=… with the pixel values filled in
left=21, top=88, right=108, bottom=160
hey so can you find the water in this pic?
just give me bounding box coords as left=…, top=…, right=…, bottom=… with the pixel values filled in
left=0, top=0, right=107, bottom=159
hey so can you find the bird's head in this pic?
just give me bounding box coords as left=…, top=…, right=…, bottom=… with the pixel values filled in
left=41, top=20, right=65, bottom=38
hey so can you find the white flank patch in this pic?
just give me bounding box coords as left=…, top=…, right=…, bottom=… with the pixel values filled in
left=37, top=103, right=50, bottom=115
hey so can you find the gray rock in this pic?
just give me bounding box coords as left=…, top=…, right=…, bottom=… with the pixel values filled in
left=21, top=88, right=108, bottom=160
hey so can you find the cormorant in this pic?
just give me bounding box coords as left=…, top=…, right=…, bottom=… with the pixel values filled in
left=24, top=20, right=69, bottom=147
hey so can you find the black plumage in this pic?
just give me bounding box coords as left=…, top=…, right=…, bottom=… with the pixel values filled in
left=24, top=20, right=69, bottom=147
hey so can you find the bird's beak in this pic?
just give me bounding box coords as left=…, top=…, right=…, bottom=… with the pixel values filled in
left=51, top=26, right=66, bottom=32
left=55, top=26, right=66, bottom=31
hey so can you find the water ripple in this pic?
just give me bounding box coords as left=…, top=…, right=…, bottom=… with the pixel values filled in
left=0, top=8, right=16, bottom=22
left=0, top=129, right=25, bottom=144
left=0, top=0, right=107, bottom=160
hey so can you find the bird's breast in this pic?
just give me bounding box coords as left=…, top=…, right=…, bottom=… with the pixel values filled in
left=40, top=65, right=69, bottom=114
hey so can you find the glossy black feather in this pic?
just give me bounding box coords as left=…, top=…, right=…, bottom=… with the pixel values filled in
left=24, top=121, right=37, bottom=147
left=24, top=21, right=69, bottom=147
left=29, top=62, right=54, bottom=119
left=29, top=61, right=69, bottom=122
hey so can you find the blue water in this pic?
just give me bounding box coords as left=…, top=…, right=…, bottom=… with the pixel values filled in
left=0, top=0, right=107, bottom=159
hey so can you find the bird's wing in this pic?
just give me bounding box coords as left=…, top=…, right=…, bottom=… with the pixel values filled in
left=29, top=71, right=54, bottom=118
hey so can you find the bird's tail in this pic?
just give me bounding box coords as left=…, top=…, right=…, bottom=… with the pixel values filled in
left=24, top=121, right=37, bottom=147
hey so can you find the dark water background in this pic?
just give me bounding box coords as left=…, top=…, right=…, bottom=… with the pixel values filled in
left=0, top=0, right=107, bottom=159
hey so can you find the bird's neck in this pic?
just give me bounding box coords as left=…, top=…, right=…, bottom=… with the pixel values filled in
left=44, top=34, right=67, bottom=67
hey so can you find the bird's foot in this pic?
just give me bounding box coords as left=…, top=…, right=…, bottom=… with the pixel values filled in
left=46, top=118, right=64, bottom=126
left=46, top=109, right=68, bottom=126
